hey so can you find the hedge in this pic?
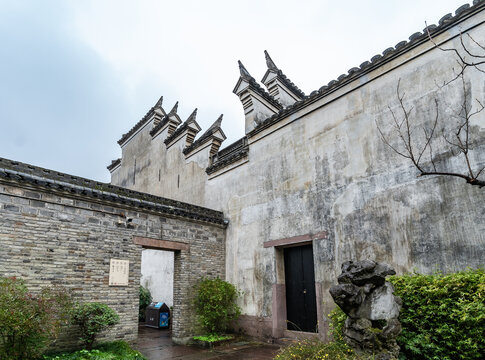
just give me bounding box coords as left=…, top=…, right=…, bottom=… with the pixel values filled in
left=330, top=269, right=484, bottom=360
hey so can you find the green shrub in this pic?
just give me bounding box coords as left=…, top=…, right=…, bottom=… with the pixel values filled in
left=389, top=269, right=484, bottom=360
left=329, top=269, right=485, bottom=360
left=274, top=338, right=369, bottom=360
left=70, top=302, right=120, bottom=350
left=139, top=286, right=152, bottom=322
left=0, top=276, right=72, bottom=360
left=193, top=277, right=241, bottom=334
left=329, top=305, right=346, bottom=343
left=42, top=341, right=146, bottom=360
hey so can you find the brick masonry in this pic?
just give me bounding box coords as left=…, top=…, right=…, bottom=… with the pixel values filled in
left=0, top=179, right=225, bottom=349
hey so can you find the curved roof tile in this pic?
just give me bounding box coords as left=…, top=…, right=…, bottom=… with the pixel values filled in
left=246, top=1, right=484, bottom=138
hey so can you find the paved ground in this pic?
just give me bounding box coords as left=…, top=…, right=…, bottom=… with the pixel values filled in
left=134, top=326, right=281, bottom=360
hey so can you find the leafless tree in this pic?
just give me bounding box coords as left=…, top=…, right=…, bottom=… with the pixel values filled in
left=376, top=29, right=485, bottom=188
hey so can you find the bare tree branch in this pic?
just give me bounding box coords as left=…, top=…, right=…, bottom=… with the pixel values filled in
left=417, top=99, right=439, bottom=166
left=462, top=33, right=485, bottom=58
left=467, top=33, right=485, bottom=53
left=425, top=24, right=485, bottom=85
left=376, top=27, right=485, bottom=188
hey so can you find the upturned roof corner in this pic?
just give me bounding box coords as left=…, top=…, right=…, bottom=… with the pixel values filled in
left=107, top=158, right=121, bottom=172
left=233, top=60, right=282, bottom=134
left=186, top=108, right=198, bottom=122
left=238, top=60, right=253, bottom=82
left=183, top=114, right=226, bottom=157
left=164, top=108, right=202, bottom=147
left=155, top=95, right=164, bottom=108
left=150, top=101, right=181, bottom=138
left=167, top=101, right=182, bottom=124
left=168, top=101, right=179, bottom=115
left=207, top=114, right=224, bottom=134
left=264, top=50, right=278, bottom=71
left=261, top=50, right=305, bottom=106
left=117, top=95, right=166, bottom=146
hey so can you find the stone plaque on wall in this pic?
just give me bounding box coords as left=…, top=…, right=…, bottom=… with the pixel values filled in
left=109, top=259, right=129, bottom=286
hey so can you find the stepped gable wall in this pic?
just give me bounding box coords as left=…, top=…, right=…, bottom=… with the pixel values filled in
left=108, top=1, right=485, bottom=340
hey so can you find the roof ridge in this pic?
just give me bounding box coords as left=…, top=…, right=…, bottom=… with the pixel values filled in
left=206, top=137, right=249, bottom=175
left=118, top=95, right=164, bottom=145
left=263, top=50, right=305, bottom=98
left=183, top=114, right=225, bottom=155
left=164, top=108, right=199, bottom=145
left=107, top=158, right=121, bottom=171
left=215, top=136, right=248, bottom=158
left=247, top=0, right=484, bottom=137
left=0, top=156, right=225, bottom=225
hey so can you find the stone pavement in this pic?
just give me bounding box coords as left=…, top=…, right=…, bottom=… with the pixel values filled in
left=134, top=326, right=281, bottom=360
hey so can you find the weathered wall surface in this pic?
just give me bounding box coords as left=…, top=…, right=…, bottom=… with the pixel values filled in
left=0, top=160, right=226, bottom=348
left=219, top=19, right=485, bottom=337
left=111, top=4, right=485, bottom=340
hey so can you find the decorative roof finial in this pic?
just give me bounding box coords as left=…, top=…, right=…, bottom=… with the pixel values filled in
left=238, top=60, right=253, bottom=81
left=168, top=101, right=179, bottom=115
left=155, top=95, right=163, bottom=108
left=264, top=50, right=278, bottom=71
left=208, top=114, right=223, bottom=131
left=186, top=108, right=198, bottom=122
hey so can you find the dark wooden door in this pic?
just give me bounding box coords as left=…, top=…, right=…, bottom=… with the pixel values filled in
left=284, top=244, right=317, bottom=332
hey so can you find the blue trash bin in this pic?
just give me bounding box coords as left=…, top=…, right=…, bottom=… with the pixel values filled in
left=145, top=302, right=170, bottom=329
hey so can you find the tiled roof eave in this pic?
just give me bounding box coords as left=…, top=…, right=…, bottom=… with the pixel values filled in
left=206, top=136, right=249, bottom=175
left=247, top=1, right=485, bottom=138
left=107, top=158, right=121, bottom=171
left=183, top=132, right=214, bottom=155
left=248, top=82, right=282, bottom=110
left=118, top=106, right=157, bottom=146
left=0, top=158, right=226, bottom=227
left=149, top=117, right=170, bottom=137
left=164, top=123, right=188, bottom=145
left=206, top=145, right=249, bottom=175
left=216, top=137, right=248, bottom=158
left=276, top=71, right=306, bottom=99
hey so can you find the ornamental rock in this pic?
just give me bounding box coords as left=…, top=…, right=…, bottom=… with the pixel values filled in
left=330, top=260, right=402, bottom=360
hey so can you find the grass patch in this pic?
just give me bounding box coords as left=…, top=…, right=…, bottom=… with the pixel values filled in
left=274, top=339, right=371, bottom=360
left=43, top=341, right=146, bottom=360
left=193, top=334, right=233, bottom=343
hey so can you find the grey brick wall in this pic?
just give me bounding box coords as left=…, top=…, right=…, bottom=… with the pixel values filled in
left=170, top=219, right=226, bottom=341
left=0, top=181, right=225, bottom=349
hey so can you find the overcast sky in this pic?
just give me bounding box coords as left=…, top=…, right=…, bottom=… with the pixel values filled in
left=0, top=0, right=470, bottom=182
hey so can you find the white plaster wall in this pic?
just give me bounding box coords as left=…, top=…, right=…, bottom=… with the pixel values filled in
left=201, top=19, right=485, bottom=320
left=112, top=9, right=485, bottom=333
left=140, top=249, right=174, bottom=306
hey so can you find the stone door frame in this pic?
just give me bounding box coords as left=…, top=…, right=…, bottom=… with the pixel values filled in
left=264, top=232, right=327, bottom=340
